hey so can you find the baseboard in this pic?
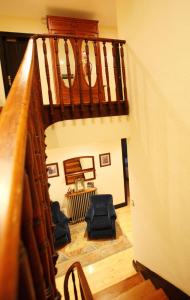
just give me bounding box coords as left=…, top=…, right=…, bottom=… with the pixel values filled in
left=133, top=260, right=190, bottom=300
left=115, top=202, right=127, bottom=209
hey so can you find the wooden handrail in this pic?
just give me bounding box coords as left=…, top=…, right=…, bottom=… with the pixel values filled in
left=33, top=33, right=126, bottom=44
left=0, top=39, right=34, bottom=299
left=64, top=261, right=94, bottom=300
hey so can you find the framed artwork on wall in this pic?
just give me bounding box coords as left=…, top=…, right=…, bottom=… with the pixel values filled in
left=99, top=153, right=111, bottom=167
left=46, top=163, right=59, bottom=178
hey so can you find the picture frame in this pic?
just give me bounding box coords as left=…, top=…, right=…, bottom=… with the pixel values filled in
left=75, top=177, right=85, bottom=192
left=99, top=153, right=111, bottom=167
left=46, top=163, right=59, bottom=178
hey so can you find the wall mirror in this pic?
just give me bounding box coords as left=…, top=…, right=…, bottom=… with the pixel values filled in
left=63, top=156, right=95, bottom=185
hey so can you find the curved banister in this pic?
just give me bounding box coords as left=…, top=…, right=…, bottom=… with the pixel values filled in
left=64, top=261, right=94, bottom=300
left=0, top=39, right=34, bottom=299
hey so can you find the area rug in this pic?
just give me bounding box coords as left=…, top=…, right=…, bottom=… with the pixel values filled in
left=56, top=221, right=132, bottom=278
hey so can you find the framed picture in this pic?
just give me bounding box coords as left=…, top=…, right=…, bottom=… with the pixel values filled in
left=99, top=153, right=111, bottom=167
left=75, top=177, right=85, bottom=192
left=46, top=163, right=59, bottom=178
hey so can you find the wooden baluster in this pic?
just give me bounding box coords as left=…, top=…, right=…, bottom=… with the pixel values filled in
left=103, top=42, right=112, bottom=105
left=79, top=283, right=85, bottom=300
left=25, top=129, right=55, bottom=300
left=19, top=242, right=36, bottom=300
left=85, top=40, right=93, bottom=110
left=120, top=42, right=128, bottom=104
left=64, top=38, right=74, bottom=111
left=112, top=42, right=120, bottom=102
left=54, top=37, right=64, bottom=114
left=22, top=173, right=46, bottom=300
left=93, top=41, right=102, bottom=110
left=64, top=262, right=93, bottom=300
left=29, top=120, right=60, bottom=299
left=72, top=270, right=79, bottom=300
left=33, top=132, right=55, bottom=254
left=42, top=37, right=54, bottom=119
left=31, top=72, right=59, bottom=278
left=75, top=38, right=83, bottom=107
left=31, top=64, right=57, bottom=262
left=30, top=75, right=61, bottom=295
left=33, top=39, right=44, bottom=108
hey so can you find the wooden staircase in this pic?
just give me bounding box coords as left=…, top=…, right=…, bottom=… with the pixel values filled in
left=93, top=273, right=169, bottom=300
left=64, top=262, right=169, bottom=300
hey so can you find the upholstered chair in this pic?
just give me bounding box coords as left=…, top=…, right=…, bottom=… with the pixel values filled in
left=51, top=201, right=71, bottom=249
left=85, top=194, right=117, bottom=239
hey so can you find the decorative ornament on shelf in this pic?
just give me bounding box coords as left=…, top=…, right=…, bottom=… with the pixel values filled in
left=87, top=181, right=94, bottom=188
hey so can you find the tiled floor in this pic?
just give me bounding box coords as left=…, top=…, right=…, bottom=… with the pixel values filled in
left=55, top=205, right=136, bottom=297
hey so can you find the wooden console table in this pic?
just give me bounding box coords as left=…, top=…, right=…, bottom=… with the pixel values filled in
left=65, top=188, right=96, bottom=224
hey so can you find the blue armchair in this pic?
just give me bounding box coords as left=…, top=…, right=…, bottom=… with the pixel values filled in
left=51, top=201, right=71, bottom=249
left=85, top=194, right=117, bottom=239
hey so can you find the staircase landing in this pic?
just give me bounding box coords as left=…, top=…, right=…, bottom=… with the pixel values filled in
left=43, top=101, right=128, bottom=128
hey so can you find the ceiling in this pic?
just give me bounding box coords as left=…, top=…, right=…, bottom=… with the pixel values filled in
left=0, top=0, right=117, bottom=27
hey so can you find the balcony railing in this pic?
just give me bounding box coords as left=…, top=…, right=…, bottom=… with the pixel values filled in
left=33, top=34, right=128, bottom=126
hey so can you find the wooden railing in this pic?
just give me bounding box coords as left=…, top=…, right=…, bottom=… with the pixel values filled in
left=0, top=32, right=128, bottom=299
left=33, top=34, right=128, bottom=126
left=0, top=39, right=60, bottom=300
left=64, top=262, right=93, bottom=300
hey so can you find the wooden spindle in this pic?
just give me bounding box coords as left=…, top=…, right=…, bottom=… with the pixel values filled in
left=72, top=270, right=78, bottom=300
left=85, top=40, right=93, bottom=108
left=79, top=282, right=85, bottom=300
left=29, top=120, right=59, bottom=298
left=33, top=39, right=44, bottom=108
left=75, top=38, right=83, bottom=106
left=22, top=173, right=46, bottom=300
left=25, top=130, right=55, bottom=300
left=54, top=37, right=64, bottom=114
left=93, top=41, right=102, bottom=107
left=31, top=119, right=55, bottom=257
left=120, top=43, right=128, bottom=102
left=42, top=38, right=54, bottom=118
left=31, top=68, right=58, bottom=261
left=112, top=42, right=120, bottom=102
left=64, top=38, right=74, bottom=110
left=19, top=242, right=36, bottom=300
left=103, top=42, right=112, bottom=103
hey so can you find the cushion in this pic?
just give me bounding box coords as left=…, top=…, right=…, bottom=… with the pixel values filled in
left=90, top=216, right=112, bottom=230
left=95, top=207, right=108, bottom=216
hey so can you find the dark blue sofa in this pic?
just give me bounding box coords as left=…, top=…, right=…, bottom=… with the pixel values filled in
left=85, top=194, right=117, bottom=239
left=51, top=201, right=71, bottom=249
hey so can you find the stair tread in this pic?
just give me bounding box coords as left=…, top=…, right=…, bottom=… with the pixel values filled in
left=93, top=273, right=144, bottom=300
left=115, top=279, right=156, bottom=300
left=145, top=288, right=169, bottom=300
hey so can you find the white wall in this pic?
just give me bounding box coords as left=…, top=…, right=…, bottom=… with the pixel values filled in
left=116, top=0, right=190, bottom=295
left=45, top=116, right=129, bottom=209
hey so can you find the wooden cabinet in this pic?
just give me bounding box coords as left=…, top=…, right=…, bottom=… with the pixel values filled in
left=47, top=16, right=99, bottom=37
left=47, top=16, right=105, bottom=104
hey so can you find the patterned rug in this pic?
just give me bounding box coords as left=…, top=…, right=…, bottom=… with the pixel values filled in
left=56, top=221, right=132, bottom=278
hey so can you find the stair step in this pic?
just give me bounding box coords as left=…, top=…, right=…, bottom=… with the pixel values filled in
left=145, top=288, right=169, bottom=300
left=115, top=279, right=156, bottom=300
left=93, top=273, right=144, bottom=300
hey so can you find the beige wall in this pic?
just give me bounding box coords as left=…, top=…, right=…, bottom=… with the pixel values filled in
left=45, top=116, right=129, bottom=210
left=116, top=0, right=190, bottom=294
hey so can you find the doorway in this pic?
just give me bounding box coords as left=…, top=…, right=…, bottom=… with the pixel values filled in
left=0, top=32, right=32, bottom=96
left=121, top=138, right=130, bottom=205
